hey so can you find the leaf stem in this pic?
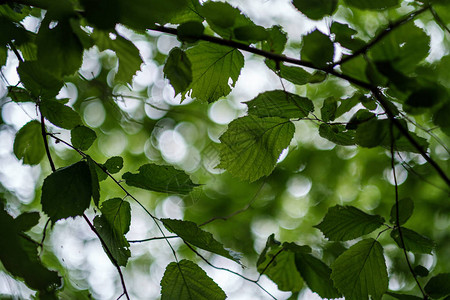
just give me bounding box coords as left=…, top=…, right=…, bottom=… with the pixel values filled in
left=390, top=123, right=427, bottom=299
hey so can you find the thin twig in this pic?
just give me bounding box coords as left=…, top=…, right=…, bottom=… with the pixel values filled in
left=151, top=16, right=450, bottom=187
left=39, top=218, right=51, bottom=255
left=83, top=214, right=131, bottom=300
left=183, top=242, right=277, bottom=300
left=390, top=123, right=427, bottom=299
left=46, top=133, right=181, bottom=264
left=40, top=118, right=130, bottom=299
left=430, top=6, right=450, bottom=35
left=128, top=235, right=178, bottom=243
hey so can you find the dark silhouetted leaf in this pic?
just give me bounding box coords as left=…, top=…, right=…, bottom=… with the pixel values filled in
left=344, top=0, right=399, bottom=10
left=86, top=156, right=100, bottom=207
left=161, top=218, right=240, bottom=263
left=321, top=97, right=337, bottom=122
left=315, top=205, right=385, bottom=241
left=0, top=206, right=61, bottom=292
left=123, top=164, right=199, bottom=194
left=40, top=99, right=82, bottom=130
left=71, top=125, right=97, bottom=151
left=17, top=61, right=63, bottom=98
left=177, top=21, right=204, bottom=42
left=234, top=24, right=268, bottom=42
left=262, top=26, right=287, bottom=54
left=413, top=265, right=429, bottom=277
left=319, top=124, right=355, bottom=146
left=331, top=239, right=388, bottom=300
left=218, top=116, right=294, bottom=182
left=301, top=30, right=334, bottom=67
left=295, top=252, right=341, bottom=298
left=161, top=260, right=226, bottom=300
left=14, top=211, right=40, bottom=232
left=103, top=156, right=124, bottom=174
left=41, top=161, right=92, bottom=222
left=292, top=0, right=338, bottom=20
left=36, top=18, right=83, bottom=77
left=424, top=273, right=450, bottom=299
left=390, top=227, right=435, bottom=254
left=13, top=120, right=45, bottom=165
left=164, top=48, right=192, bottom=96
left=331, top=22, right=365, bottom=51
left=355, top=119, right=389, bottom=148
left=245, top=90, right=313, bottom=119
left=385, top=292, right=422, bottom=300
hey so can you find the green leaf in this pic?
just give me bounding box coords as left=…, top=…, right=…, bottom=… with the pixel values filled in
left=433, top=102, right=450, bottom=137
left=330, top=22, right=365, bottom=51
left=292, top=0, right=338, bottom=20
left=390, top=227, right=435, bottom=254
left=122, top=163, right=199, bottom=194
left=13, top=120, right=45, bottom=165
left=234, top=24, right=268, bottom=42
left=335, top=94, right=362, bottom=118
left=301, top=30, right=334, bottom=68
left=103, top=156, right=124, bottom=174
left=93, top=31, right=143, bottom=84
left=17, top=61, right=64, bottom=98
left=177, top=21, right=204, bottom=43
left=369, top=23, right=430, bottom=73
left=36, top=18, right=83, bottom=77
left=40, top=99, right=82, bottom=130
left=245, top=90, right=314, bottom=119
left=14, top=211, right=40, bottom=232
left=161, top=260, right=226, bottom=300
left=405, top=84, right=447, bottom=109
left=93, top=198, right=131, bottom=266
left=295, top=252, right=341, bottom=298
left=257, top=238, right=306, bottom=292
left=355, top=119, right=389, bottom=148
left=380, top=130, right=429, bottom=154
left=41, top=161, right=92, bottom=222
left=413, top=265, right=429, bottom=277
left=185, top=42, right=244, bottom=102
left=161, top=218, right=240, bottom=263
left=331, top=239, right=388, bottom=300
left=119, top=0, right=191, bottom=31
left=71, top=125, right=97, bottom=151
left=319, top=124, right=355, bottom=146
left=80, top=0, right=120, bottom=30
left=344, top=0, right=400, bottom=10
left=218, top=116, right=294, bottom=182
left=7, top=86, right=34, bottom=103
left=424, top=273, right=450, bottom=299
left=0, top=45, right=6, bottom=66
left=321, top=97, right=337, bottom=122
left=200, top=1, right=240, bottom=30
left=265, top=60, right=313, bottom=85
left=315, top=205, right=385, bottom=241
left=0, top=206, right=61, bottom=292
left=86, top=156, right=100, bottom=207
left=100, top=198, right=131, bottom=235
left=262, top=26, right=287, bottom=54
left=389, top=198, right=414, bottom=225
left=93, top=214, right=130, bottom=267
left=163, top=48, right=192, bottom=96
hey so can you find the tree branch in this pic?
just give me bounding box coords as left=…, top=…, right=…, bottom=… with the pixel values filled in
left=151, top=17, right=450, bottom=188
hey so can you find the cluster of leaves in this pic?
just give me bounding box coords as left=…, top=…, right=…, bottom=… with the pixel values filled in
left=1, top=0, right=450, bottom=299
